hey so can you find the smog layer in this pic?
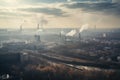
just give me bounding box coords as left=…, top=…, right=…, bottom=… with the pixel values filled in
left=0, top=28, right=120, bottom=80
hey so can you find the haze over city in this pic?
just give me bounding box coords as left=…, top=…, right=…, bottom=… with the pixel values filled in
left=0, top=1, right=120, bottom=80
left=0, top=0, right=120, bottom=29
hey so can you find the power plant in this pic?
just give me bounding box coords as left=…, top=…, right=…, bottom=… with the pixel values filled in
left=0, top=0, right=120, bottom=79
left=0, top=24, right=120, bottom=80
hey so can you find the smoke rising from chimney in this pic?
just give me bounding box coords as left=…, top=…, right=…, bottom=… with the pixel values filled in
left=35, top=15, right=48, bottom=30
left=79, top=24, right=89, bottom=33
left=66, top=29, right=77, bottom=37
left=20, top=20, right=26, bottom=31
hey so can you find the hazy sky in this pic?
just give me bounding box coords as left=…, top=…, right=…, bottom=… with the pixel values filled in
left=0, top=0, right=120, bottom=29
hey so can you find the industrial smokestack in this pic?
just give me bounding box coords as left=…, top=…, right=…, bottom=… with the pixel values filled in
left=37, top=23, right=40, bottom=30
left=36, top=16, right=48, bottom=31
left=35, top=28, right=42, bottom=42
left=78, top=24, right=89, bottom=41
left=65, top=29, right=77, bottom=42
left=19, top=20, right=26, bottom=32
left=79, top=33, right=81, bottom=39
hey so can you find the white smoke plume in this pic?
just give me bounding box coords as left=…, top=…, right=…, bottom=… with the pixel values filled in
left=79, top=24, right=89, bottom=33
left=66, top=29, right=77, bottom=37
left=35, top=15, right=48, bottom=29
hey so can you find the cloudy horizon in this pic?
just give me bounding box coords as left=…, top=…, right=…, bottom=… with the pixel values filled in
left=0, top=0, right=120, bottom=29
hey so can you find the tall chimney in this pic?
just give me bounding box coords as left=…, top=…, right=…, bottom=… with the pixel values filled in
left=79, top=33, right=81, bottom=40
left=37, top=23, right=39, bottom=30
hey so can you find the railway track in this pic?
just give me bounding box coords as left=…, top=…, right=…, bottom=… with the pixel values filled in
left=25, top=51, right=120, bottom=70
